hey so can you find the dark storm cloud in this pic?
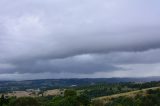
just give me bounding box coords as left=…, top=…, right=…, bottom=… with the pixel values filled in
left=13, top=56, right=121, bottom=74
left=0, top=0, right=160, bottom=78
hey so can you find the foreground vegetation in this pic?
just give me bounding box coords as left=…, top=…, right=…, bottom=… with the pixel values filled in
left=0, top=81, right=160, bottom=106
left=0, top=89, right=91, bottom=106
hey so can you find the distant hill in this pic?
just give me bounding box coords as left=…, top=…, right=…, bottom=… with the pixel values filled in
left=0, top=77, right=160, bottom=93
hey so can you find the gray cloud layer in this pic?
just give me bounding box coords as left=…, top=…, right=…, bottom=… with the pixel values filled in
left=0, top=0, right=160, bottom=79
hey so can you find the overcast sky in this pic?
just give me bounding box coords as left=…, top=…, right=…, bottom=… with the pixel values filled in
left=0, top=0, right=160, bottom=80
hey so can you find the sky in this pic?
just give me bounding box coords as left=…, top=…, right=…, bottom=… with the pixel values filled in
left=0, top=0, right=160, bottom=80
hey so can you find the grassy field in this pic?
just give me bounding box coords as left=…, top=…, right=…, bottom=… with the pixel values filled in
left=93, top=86, right=160, bottom=104
left=0, top=89, right=63, bottom=98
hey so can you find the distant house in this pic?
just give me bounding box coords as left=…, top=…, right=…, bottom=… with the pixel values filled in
left=70, top=85, right=77, bottom=87
left=26, top=88, right=40, bottom=92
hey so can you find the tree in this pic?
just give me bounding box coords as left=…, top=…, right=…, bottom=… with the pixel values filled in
left=64, top=90, right=77, bottom=97
left=0, top=94, right=5, bottom=106
left=9, top=97, right=40, bottom=106
left=77, top=94, right=90, bottom=106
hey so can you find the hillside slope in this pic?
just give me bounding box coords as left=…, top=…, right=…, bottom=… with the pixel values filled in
left=93, top=86, right=160, bottom=104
